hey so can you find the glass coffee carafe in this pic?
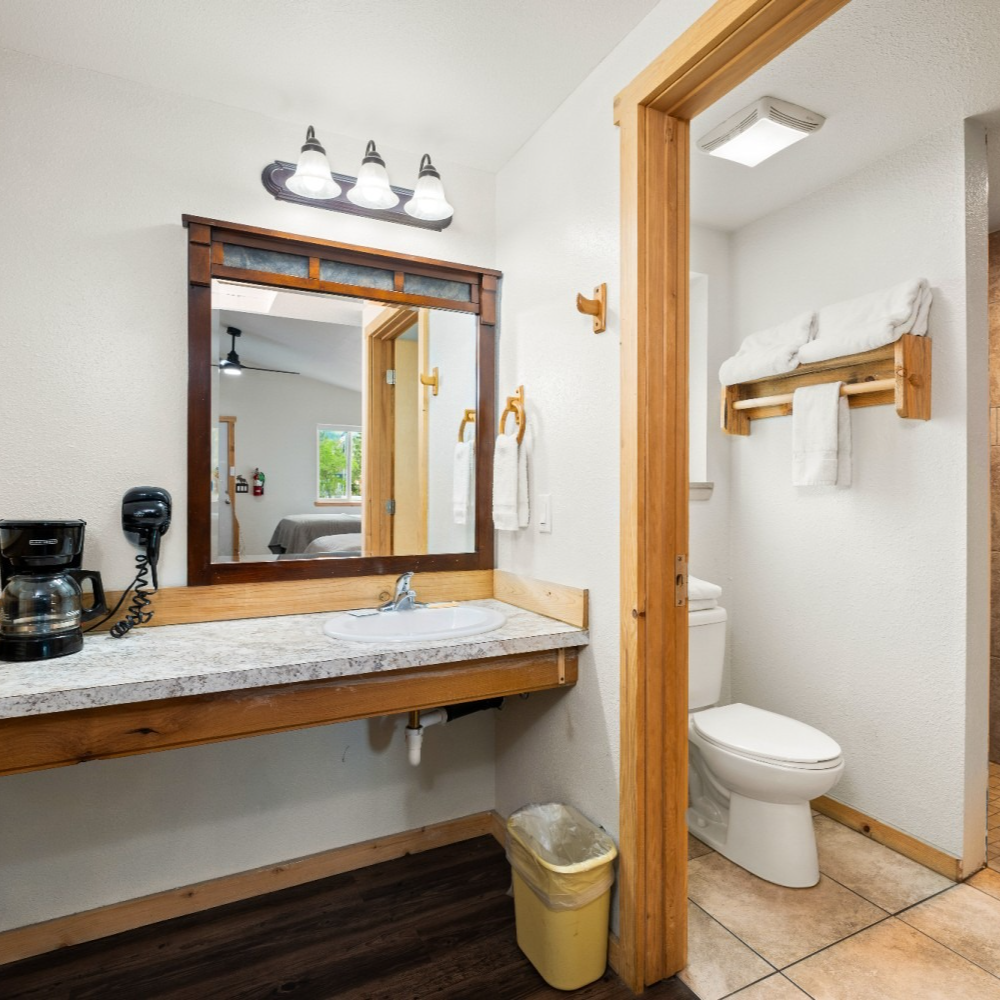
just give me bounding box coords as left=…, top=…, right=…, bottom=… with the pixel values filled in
left=0, top=520, right=107, bottom=662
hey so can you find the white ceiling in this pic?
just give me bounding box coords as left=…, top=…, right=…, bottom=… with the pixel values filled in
left=690, top=0, right=1000, bottom=232
left=0, top=0, right=660, bottom=172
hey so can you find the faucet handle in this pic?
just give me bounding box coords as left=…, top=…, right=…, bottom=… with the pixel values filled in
left=394, top=571, right=415, bottom=595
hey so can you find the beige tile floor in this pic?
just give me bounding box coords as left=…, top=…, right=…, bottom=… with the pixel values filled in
left=680, top=816, right=1000, bottom=1000
left=989, top=762, right=1000, bottom=872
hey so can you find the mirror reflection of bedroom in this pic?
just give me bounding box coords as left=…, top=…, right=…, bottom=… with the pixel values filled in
left=209, top=280, right=477, bottom=563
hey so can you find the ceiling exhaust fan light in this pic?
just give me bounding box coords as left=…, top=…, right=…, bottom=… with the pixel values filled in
left=287, top=126, right=342, bottom=199
left=404, top=154, right=453, bottom=222
left=347, top=141, right=399, bottom=210
left=698, top=97, right=824, bottom=167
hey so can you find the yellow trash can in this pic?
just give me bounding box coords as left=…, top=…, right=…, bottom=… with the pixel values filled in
left=507, top=803, right=618, bottom=991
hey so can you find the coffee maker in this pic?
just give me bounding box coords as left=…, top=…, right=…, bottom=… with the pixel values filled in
left=0, top=520, right=107, bottom=662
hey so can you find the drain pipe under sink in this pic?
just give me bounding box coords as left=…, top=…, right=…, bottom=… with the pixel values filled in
left=405, top=698, right=504, bottom=766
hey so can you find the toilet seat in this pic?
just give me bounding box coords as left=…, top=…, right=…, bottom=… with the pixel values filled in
left=691, top=703, right=842, bottom=769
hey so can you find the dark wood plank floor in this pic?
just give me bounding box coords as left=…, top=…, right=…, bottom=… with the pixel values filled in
left=2, top=836, right=697, bottom=999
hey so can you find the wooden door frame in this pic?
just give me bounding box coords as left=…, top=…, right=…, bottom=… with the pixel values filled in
left=363, top=306, right=418, bottom=556
left=613, top=0, right=853, bottom=990
left=217, top=415, right=239, bottom=558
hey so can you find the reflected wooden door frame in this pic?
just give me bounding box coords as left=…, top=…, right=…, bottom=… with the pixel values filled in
left=613, top=0, right=853, bottom=990
left=218, top=415, right=239, bottom=559
left=363, top=306, right=419, bottom=557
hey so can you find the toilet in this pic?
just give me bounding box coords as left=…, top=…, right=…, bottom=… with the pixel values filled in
left=687, top=576, right=844, bottom=888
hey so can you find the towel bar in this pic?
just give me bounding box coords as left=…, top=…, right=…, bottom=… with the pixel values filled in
left=721, top=334, right=931, bottom=436
left=732, top=378, right=895, bottom=411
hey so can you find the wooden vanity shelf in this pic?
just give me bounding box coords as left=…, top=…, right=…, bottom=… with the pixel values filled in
left=721, top=334, right=931, bottom=436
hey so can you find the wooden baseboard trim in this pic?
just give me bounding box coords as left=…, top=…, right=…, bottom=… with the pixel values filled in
left=812, top=796, right=961, bottom=881
left=0, top=811, right=495, bottom=967
left=489, top=808, right=507, bottom=847
left=608, top=932, right=621, bottom=976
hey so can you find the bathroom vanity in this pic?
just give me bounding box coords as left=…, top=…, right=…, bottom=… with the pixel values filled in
left=0, top=600, right=586, bottom=777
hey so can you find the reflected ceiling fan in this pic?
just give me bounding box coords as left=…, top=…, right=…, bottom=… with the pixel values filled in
left=214, top=326, right=300, bottom=376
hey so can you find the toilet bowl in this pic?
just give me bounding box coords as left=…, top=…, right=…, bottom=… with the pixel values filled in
left=687, top=578, right=844, bottom=888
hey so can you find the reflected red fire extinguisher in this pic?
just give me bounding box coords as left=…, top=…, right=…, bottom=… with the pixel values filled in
left=252, top=468, right=265, bottom=497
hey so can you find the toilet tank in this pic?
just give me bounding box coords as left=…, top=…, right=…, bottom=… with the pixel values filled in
left=689, top=607, right=727, bottom=710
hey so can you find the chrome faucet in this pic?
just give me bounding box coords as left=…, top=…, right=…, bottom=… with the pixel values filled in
left=379, top=572, right=424, bottom=612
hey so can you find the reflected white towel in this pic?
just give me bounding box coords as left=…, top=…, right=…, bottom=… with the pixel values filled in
left=493, top=435, right=519, bottom=531
left=719, top=312, right=817, bottom=386
left=798, top=278, right=932, bottom=365
left=453, top=440, right=473, bottom=525
left=792, top=382, right=851, bottom=487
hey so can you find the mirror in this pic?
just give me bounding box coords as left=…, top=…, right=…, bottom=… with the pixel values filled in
left=209, top=283, right=478, bottom=563
left=185, top=216, right=499, bottom=586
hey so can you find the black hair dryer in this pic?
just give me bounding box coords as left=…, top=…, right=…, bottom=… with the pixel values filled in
left=122, top=488, right=172, bottom=577
left=111, top=487, right=171, bottom=638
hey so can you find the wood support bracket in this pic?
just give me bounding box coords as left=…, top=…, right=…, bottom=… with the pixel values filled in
left=576, top=283, right=607, bottom=333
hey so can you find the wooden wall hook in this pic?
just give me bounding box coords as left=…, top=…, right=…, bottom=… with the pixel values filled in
left=419, top=367, right=439, bottom=396
left=576, top=283, right=607, bottom=334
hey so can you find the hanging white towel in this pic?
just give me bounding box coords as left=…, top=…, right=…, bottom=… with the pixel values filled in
left=797, top=278, right=932, bottom=365
left=792, top=382, right=852, bottom=487
left=517, top=440, right=530, bottom=528
left=493, top=435, right=519, bottom=531
left=453, top=440, right=473, bottom=525
left=719, top=312, right=817, bottom=386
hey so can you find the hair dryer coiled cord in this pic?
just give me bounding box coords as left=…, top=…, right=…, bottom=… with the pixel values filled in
left=109, top=553, right=156, bottom=638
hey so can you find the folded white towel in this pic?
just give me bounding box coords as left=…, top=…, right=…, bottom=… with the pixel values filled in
left=792, top=382, right=852, bottom=487
left=453, top=440, right=473, bottom=525
left=688, top=575, right=723, bottom=603
left=797, top=278, right=931, bottom=365
left=719, top=312, right=817, bottom=386
left=493, top=435, right=525, bottom=531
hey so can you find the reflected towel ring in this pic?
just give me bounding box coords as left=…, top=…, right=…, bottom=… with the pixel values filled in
left=458, top=408, right=476, bottom=442
left=499, top=385, right=526, bottom=444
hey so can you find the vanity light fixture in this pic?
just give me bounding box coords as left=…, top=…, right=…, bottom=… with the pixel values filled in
left=286, top=126, right=341, bottom=199
left=697, top=97, right=825, bottom=167
left=262, top=137, right=453, bottom=231
left=346, top=140, right=399, bottom=211
left=404, top=155, right=454, bottom=222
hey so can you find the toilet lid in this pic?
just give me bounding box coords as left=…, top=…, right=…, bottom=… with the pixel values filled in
left=692, top=703, right=842, bottom=765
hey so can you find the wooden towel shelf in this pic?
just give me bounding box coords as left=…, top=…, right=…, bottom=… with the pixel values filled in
left=721, top=334, right=931, bottom=436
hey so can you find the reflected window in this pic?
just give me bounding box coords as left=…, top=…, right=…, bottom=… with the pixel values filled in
left=318, top=425, right=362, bottom=501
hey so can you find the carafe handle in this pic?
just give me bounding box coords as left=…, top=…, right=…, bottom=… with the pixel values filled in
left=69, top=570, right=108, bottom=623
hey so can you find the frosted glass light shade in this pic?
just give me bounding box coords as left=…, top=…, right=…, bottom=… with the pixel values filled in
left=347, top=141, right=399, bottom=210
left=707, top=118, right=808, bottom=167
left=404, top=155, right=454, bottom=222
left=287, top=127, right=341, bottom=199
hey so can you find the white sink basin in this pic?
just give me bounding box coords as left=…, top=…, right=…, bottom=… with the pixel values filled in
left=323, top=604, right=506, bottom=643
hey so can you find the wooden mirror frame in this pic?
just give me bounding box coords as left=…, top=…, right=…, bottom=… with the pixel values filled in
left=183, top=215, right=500, bottom=586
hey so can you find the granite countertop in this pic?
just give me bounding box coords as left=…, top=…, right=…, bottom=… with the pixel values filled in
left=0, top=600, right=588, bottom=720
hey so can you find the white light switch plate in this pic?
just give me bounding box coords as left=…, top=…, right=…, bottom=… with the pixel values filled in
left=538, top=494, right=552, bottom=533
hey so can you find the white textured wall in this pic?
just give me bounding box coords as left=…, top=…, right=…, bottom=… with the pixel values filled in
left=426, top=310, right=478, bottom=553
left=726, top=123, right=989, bottom=860
left=492, top=0, right=718, bottom=868
left=689, top=225, right=735, bottom=702
left=216, top=372, right=362, bottom=556
left=0, top=47, right=497, bottom=931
